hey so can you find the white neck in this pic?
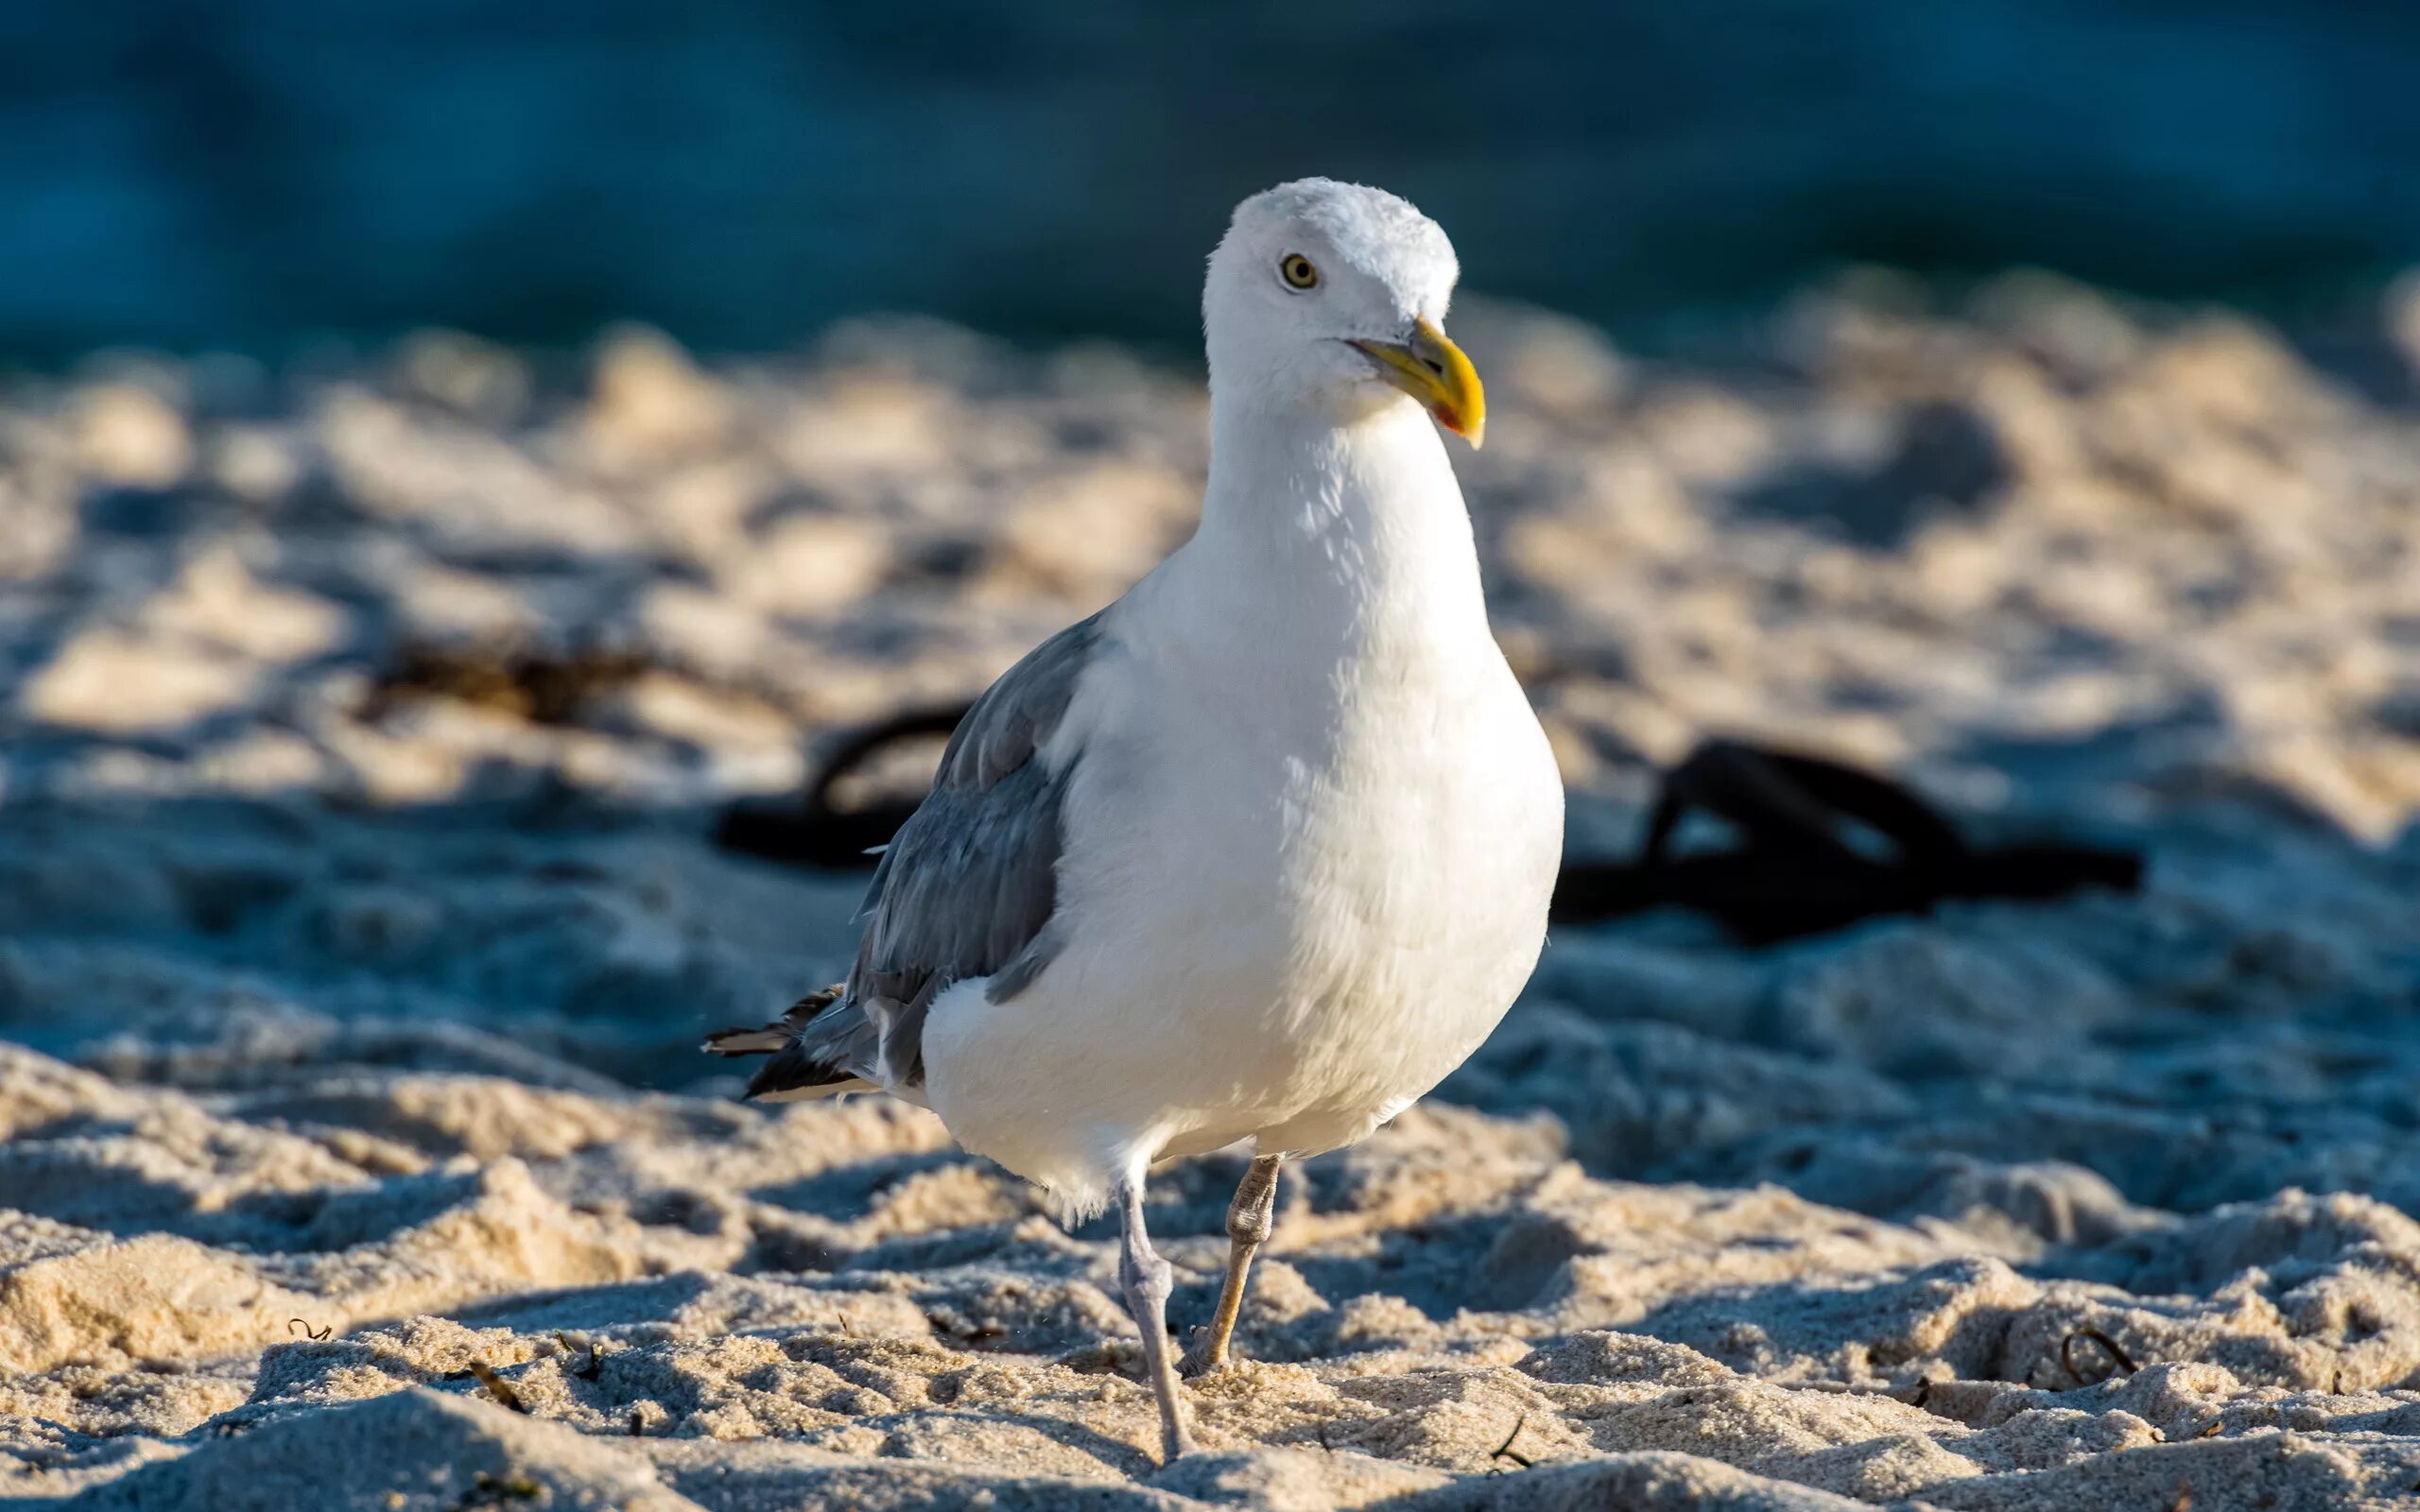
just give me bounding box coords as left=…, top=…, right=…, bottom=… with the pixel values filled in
left=1171, top=388, right=1489, bottom=646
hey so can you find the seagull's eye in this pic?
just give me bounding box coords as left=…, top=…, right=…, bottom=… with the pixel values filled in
left=1279, top=254, right=1321, bottom=291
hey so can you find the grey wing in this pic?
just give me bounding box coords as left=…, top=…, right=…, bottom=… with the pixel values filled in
left=736, top=613, right=1103, bottom=1099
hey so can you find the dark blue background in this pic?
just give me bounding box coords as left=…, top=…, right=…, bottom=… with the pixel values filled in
left=6, top=1, right=2417, bottom=360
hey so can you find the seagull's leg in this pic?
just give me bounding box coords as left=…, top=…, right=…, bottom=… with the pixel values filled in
left=1115, top=1173, right=1196, bottom=1462
left=1180, top=1154, right=1283, bottom=1378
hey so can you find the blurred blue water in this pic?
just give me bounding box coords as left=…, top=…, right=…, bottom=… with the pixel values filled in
left=4, top=0, right=2417, bottom=360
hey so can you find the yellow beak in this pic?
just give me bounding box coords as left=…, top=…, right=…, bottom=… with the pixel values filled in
left=1349, top=317, right=1486, bottom=448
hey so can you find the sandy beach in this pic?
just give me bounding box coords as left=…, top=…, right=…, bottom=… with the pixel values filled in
left=6, top=279, right=2420, bottom=1509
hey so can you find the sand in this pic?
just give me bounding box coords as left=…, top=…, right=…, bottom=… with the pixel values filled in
left=4, top=277, right=2420, bottom=1509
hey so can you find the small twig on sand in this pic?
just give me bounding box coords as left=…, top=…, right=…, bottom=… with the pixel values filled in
left=554, top=1332, right=603, bottom=1381
left=2060, top=1326, right=2140, bottom=1385
left=469, top=1361, right=529, bottom=1414
left=285, top=1318, right=333, bottom=1342
left=1489, top=1414, right=1533, bottom=1470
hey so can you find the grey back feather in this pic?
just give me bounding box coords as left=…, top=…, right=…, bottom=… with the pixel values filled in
left=798, top=612, right=1103, bottom=1088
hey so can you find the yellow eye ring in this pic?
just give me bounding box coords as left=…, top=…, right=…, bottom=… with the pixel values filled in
left=1279, top=253, right=1320, bottom=290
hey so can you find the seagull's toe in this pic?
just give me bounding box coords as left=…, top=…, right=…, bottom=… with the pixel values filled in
left=1176, top=1327, right=1231, bottom=1380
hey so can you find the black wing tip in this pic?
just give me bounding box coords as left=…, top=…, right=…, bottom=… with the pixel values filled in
left=706, top=984, right=862, bottom=1100
left=786, top=985, right=846, bottom=1021
left=702, top=984, right=848, bottom=1057
left=743, top=1040, right=860, bottom=1100
left=701, top=1025, right=784, bottom=1056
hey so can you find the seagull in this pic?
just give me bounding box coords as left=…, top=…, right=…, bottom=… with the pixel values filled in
left=707, top=179, right=1564, bottom=1462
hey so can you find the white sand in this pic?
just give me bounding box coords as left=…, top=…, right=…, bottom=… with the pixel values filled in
left=5, top=279, right=2420, bottom=1508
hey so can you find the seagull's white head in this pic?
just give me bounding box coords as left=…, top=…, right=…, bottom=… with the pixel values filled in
left=1204, top=178, right=1484, bottom=447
